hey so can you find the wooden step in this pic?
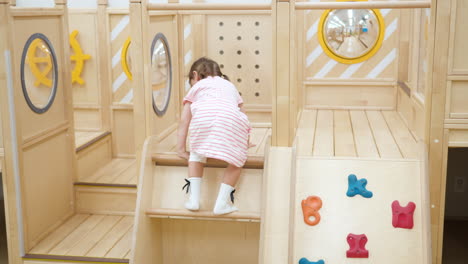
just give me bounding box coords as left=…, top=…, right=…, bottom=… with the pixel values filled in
left=75, top=131, right=111, bottom=153
left=146, top=208, right=260, bottom=222
left=147, top=166, right=263, bottom=222
left=74, top=185, right=137, bottom=215
left=77, top=158, right=138, bottom=185
left=152, top=152, right=264, bottom=169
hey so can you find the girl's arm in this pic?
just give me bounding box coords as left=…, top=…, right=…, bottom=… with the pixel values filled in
left=177, top=103, right=192, bottom=160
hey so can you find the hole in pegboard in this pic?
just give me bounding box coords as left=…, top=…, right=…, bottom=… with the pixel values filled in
left=255, top=21, right=260, bottom=26
left=220, top=64, right=224, bottom=69
left=219, top=36, right=224, bottom=40
left=237, top=36, right=242, bottom=40
left=255, top=64, right=260, bottom=69
left=219, top=50, right=224, bottom=55
left=239, top=92, right=242, bottom=96
left=255, top=78, right=260, bottom=83
left=255, top=36, right=260, bottom=40
left=255, top=92, right=260, bottom=97
left=237, top=64, right=242, bottom=69
left=255, top=50, right=260, bottom=55
left=219, top=22, right=224, bottom=26
left=237, top=50, right=242, bottom=55
left=237, top=21, right=242, bottom=26
left=237, top=78, right=242, bottom=83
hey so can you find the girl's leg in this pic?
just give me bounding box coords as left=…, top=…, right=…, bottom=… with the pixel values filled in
left=184, top=161, right=204, bottom=211
left=213, top=164, right=241, bottom=215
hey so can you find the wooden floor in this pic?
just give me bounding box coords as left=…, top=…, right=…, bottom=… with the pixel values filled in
left=154, top=126, right=272, bottom=156
left=29, top=214, right=133, bottom=260
left=78, top=158, right=138, bottom=185
left=297, top=110, right=420, bottom=159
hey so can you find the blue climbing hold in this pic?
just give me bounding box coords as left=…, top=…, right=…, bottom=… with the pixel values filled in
left=299, top=257, right=325, bottom=264
left=346, top=174, right=373, bottom=198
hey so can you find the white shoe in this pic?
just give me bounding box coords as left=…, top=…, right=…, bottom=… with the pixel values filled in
left=183, top=178, right=201, bottom=211
left=213, top=183, right=238, bottom=215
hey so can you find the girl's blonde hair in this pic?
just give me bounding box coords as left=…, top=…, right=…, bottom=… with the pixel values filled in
left=188, top=57, right=229, bottom=81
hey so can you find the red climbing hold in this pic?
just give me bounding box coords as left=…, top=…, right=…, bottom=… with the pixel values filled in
left=301, top=196, right=322, bottom=226
left=346, top=233, right=369, bottom=258
left=392, top=200, right=416, bottom=229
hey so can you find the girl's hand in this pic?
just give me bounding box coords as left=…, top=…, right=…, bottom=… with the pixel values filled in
left=177, top=151, right=190, bottom=160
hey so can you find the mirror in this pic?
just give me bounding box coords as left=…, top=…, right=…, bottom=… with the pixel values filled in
left=151, top=33, right=172, bottom=116
left=21, top=33, right=58, bottom=114
left=319, top=8, right=385, bottom=64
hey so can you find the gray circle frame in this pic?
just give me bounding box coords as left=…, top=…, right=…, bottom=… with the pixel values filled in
left=150, top=33, right=172, bottom=117
left=20, top=33, right=58, bottom=114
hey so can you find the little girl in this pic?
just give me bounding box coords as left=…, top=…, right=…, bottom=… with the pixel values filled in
left=177, top=57, right=251, bottom=215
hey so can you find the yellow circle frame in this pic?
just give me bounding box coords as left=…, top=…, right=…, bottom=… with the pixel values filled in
left=121, top=37, right=133, bottom=81
left=318, top=0, right=386, bottom=64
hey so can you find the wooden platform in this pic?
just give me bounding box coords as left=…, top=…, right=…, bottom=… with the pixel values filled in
left=77, top=158, right=138, bottom=185
left=297, top=110, right=419, bottom=159
left=75, top=131, right=111, bottom=152
left=29, top=214, right=133, bottom=260
left=154, top=126, right=272, bottom=156
left=147, top=166, right=263, bottom=222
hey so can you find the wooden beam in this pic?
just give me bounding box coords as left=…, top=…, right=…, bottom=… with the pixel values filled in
left=147, top=3, right=272, bottom=11
left=295, top=1, right=431, bottom=10
left=152, top=153, right=264, bottom=169
left=146, top=208, right=260, bottom=221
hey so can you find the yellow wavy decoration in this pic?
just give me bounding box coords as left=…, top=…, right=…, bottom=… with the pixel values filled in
left=70, top=30, right=91, bottom=85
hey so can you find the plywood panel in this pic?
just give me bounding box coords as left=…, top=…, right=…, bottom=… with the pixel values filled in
left=293, top=158, right=426, bottom=264
left=333, top=110, right=356, bottom=157
left=149, top=15, right=179, bottom=139
left=451, top=0, right=468, bottom=72
left=448, top=129, right=468, bottom=147
left=306, top=84, right=395, bottom=109
left=206, top=14, right=272, bottom=107
left=75, top=186, right=136, bottom=215
left=448, top=81, right=468, bottom=117
left=105, top=227, right=132, bottom=258
left=349, top=110, right=379, bottom=158
left=112, top=109, right=135, bottom=157
left=68, top=13, right=100, bottom=105
left=313, top=110, right=334, bottom=156
left=22, top=132, right=74, bottom=249
left=161, top=220, right=260, bottom=264
left=13, top=16, right=68, bottom=142
left=396, top=88, right=425, bottom=140
left=74, top=108, right=102, bottom=131
left=76, top=137, right=112, bottom=181
left=366, top=111, right=402, bottom=159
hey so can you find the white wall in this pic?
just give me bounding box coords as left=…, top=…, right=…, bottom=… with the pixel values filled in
left=16, top=0, right=54, bottom=7
left=68, top=0, right=97, bottom=8
left=108, top=0, right=129, bottom=8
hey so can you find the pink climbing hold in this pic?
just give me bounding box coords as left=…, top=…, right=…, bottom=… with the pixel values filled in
left=346, top=233, right=369, bottom=258
left=392, top=200, right=416, bottom=229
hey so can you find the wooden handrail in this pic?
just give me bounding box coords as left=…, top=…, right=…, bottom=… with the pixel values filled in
left=146, top=208, right=260, bottom=221
left=295, top=1, right=431, bottom=10
left=147, top=3, right=272, bottom=11
left=152, top=152, right=264, bottom=169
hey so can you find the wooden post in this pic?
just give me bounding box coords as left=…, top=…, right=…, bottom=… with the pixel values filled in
left=97, top=0, right=112, bottom=132
left=273, top=0, right=296, bottom=147
left=425, top=0, right=450, bottom=263
left=0, top=4, right=23, bottom=264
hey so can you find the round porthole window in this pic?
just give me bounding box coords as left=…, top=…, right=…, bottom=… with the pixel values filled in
left=151, top=33, right=172, bottom=116
left=318, top=4, right=385, bottom=64
left=21, top=33, right=58, bottom=114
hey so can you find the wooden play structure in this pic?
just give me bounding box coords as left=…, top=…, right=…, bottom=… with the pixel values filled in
left=0, top=0, right=467, bottom=263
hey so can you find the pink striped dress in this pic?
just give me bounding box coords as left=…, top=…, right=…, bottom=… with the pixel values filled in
left=183, top=76, right=251, bottom=167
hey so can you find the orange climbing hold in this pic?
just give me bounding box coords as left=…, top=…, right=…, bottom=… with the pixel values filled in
left=301, top=196, right=322, bottom=226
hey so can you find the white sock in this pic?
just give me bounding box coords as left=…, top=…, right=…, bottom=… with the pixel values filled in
left=184, top=177, right=201, bottom=211
left=213, top=183, right=238, bottom=215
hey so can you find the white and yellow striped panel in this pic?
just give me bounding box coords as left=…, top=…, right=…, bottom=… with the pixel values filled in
left=183, top=15, right=195, bottom=92
left=417, top=8, right=430, bottom=95
left=109, top=13, right=133, bottom=104
left=304, top=0, right=399, bottom=80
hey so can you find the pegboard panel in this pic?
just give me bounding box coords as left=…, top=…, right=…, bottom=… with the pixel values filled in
left=109, top=13, right=133, bottom=104
left=206, top=15, right=272, bottom=106
left=304, top=5, right=399, bottom=80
